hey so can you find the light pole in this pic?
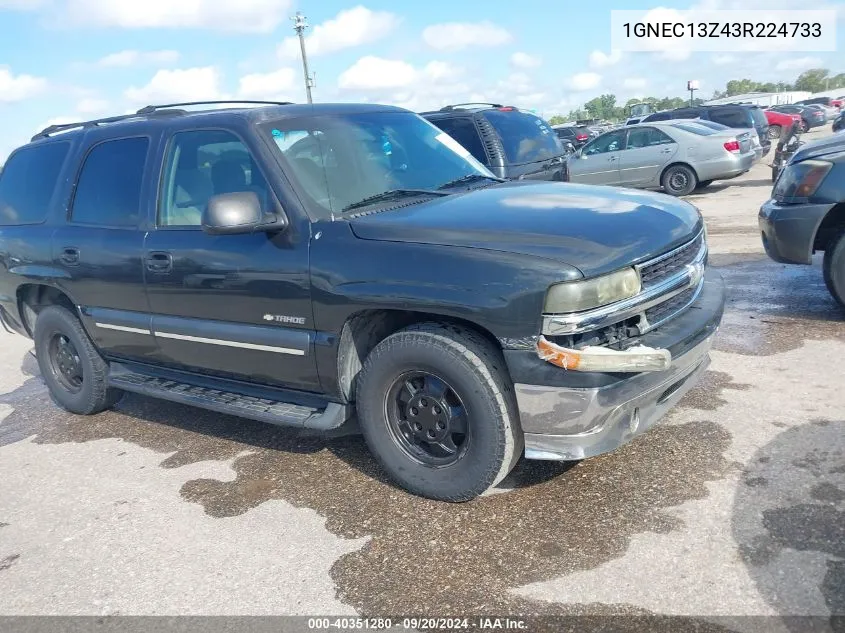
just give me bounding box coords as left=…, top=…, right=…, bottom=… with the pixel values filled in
left=687, top=80, right=699, bottom=106
left=292, top=12, right=315, bottom=104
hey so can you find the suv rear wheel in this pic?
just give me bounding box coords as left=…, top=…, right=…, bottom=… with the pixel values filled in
left=34, top=306, right=123, bottom=414
left=662, top=164, right=697, bottom=196
left=823, top=229, right=845, bottom=308
left=355, top=323, right=523, bottom=501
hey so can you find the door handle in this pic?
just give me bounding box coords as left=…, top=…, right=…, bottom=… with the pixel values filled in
left=60, top=247, right=80, bottom=266
left=146, top=251, right=173, bottom=274
left=608, top=156, right=618, bottom=162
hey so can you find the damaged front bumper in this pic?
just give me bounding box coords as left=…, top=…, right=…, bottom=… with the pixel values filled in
left=508, top=270, right=725, bottom=461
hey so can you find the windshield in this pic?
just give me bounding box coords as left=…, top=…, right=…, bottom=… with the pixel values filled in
left=481, top=110, right=562, bottom=164
left=262, top=111, right=493, bottom=213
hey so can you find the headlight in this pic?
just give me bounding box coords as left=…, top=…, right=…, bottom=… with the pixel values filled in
left=773, top=160, right=832, bottom=202
left=544, top=268, right=641, bottom=313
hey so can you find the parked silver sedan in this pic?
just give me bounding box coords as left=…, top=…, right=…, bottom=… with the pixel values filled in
left=565, top=121, right=756, bottom=196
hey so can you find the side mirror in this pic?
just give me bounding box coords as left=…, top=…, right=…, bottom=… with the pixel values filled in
left=201, top=192, right=287, bottom=236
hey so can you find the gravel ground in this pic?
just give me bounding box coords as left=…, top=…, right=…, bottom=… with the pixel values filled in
left=0, top=127, right=842, bottom=631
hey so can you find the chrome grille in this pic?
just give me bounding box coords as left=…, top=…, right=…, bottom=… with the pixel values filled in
left=645, top=286, right=696, bottom=326
left=639, top=232, right=705, bottom=287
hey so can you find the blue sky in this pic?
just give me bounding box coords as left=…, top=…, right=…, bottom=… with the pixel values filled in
left=0, top=0, right=842, bottom=160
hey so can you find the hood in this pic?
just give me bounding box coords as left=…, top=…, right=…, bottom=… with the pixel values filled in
left=792, top=133, right=845, bottom=163
left=348, top=182, right=703, bottom=278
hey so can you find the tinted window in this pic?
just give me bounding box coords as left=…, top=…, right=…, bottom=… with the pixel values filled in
left=710, top=107, right=752, bottom=128
left=671, top=109, right=699, bottom=119
left=626, top=127, right=674, bottom=148
left=429, top=117, right=488, bottom=164
left=481, top=110, right=561, bottom=163
left=554, top=127, right=574, bottom=138
left=71, top=138, right=148, bottom=227
left=159, top=130, right=272, bottom=227
left=583, top=130, right=626, bottom=155
left=644, top=112, right=672, bottom=122
left=0, top=142, right=70, bottom=225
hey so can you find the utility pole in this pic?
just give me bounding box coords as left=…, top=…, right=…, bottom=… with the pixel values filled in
left=291, top=12, right=315, bottom=104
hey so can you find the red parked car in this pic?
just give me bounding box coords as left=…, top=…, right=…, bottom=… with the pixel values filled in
left=763, top=109, right=802, bottom=140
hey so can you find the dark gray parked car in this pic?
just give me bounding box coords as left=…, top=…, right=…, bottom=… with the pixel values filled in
left=759, top=133, right=845, bottom=306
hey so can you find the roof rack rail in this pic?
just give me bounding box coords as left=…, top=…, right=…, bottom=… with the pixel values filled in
left=135, top=100, right=294, bottom=114
left=439, top=102, right=505, bottom=111
left=30, top=110, right=184, bottom=141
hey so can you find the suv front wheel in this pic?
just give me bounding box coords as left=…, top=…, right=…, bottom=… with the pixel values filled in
left=355, top=323, right=523, bottom=501
left=34, top=306, right=123, bottom=415
left=823, top=229, right=845, bottom=308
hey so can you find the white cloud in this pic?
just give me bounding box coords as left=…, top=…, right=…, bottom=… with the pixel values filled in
left=63, top=0, right=293, bottom=33
left=568, top=72, right=602, bottom=91
left=337, top=57, right=468, bottom=111
left=623, top=77, right=648, bottom=91
left=0, top=67, right=47, bottom=102
left=76, top=98, right=110, bottom=114
left=237, top=68, right=297, bottom=101
left=278, top=6, right=400, bottom=59
left=97, top=49, right=180, bottom=67
left=510, top=52, right=542, bottom=69
left=422, top=21, right=512, bottom=52
left=124, top=67, right=224, bottom=105
left=775, top=56, right=823, bottom=71
left=338, top=56, right=417, bottom=91
left=588, top=49, right=622, bottom=69
left=711, top=54, right=736, bottom=65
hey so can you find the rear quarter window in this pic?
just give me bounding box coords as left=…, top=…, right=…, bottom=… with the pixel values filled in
left=0, top=142, right=71, bottom=225
left=481, top=110, right=561, bottom=164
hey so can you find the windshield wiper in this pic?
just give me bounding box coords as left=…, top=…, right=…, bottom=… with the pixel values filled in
left=437, top=174, right=505, bottom=190
left=342, top=189, right=449, bottom=212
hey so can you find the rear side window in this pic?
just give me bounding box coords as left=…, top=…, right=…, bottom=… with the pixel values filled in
left=710, top=108, right=752, bottom=128
left=429, top=117, right=488, bottom=164
left=626, top=127, right=674, bottom=148
left=644, top=112, right=672, bottom=122
left=0, top=142, right=70, bottom=225
left=481, top=110, right=561, bottom=164
left=71, top=137, right=149, bottom=227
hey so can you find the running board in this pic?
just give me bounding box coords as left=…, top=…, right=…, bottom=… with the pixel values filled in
left=108, top=366, right=349, bottom=431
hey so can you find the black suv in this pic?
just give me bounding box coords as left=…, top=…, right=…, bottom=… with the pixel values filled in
left=760, top=133, right=845, bottom=307
left=642, top=104, right=771, bottom=156
left=420, top=103, right=567, bottom=181
left=0, top=101, right=724, bottom=501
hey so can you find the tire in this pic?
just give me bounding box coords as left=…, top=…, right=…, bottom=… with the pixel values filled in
left=695, top=180, right=714, bottom=190
left=768, top=125, right=782, bottom=140
left=34, top=305, right=123, bottom=415
left=355, top=323, right=523, bottom=502
left=823, top=229, right=845, bottom=308
left=661, top=164, right=697, bottom=196
left=800, top=120, right=809, bottom=133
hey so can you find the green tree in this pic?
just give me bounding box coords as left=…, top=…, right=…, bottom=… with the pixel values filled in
left=794, top=68, right=829, bottom=93
left=548, top=114, right=568, bottom=125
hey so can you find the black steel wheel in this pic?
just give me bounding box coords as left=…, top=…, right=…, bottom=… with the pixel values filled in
left=384, top=371, right=469, bottom=467
left=34, top=305, right=123, bottom=415
left=662, top=164, right=697, bottom=196
left=356, top=323, right=523, bottom=502
left=47, top=333, right=83, bottom=393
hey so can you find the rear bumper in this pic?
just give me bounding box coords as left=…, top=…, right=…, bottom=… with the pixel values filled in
left=512, top=270, right=725, bottom=461
left=758, top=198, right=834, bottom=265
left=696, top=153, right=753, bottom=182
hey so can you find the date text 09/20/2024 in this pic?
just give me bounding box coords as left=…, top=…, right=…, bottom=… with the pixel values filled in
left=307, top=617, right=528, bottom=630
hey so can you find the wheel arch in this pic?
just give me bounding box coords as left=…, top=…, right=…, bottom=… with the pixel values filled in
left=335, top=309, right=504, bottom=403
left=16, top=283, right=80, bottom=337
left=813, top=203, right=845, bottom=253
